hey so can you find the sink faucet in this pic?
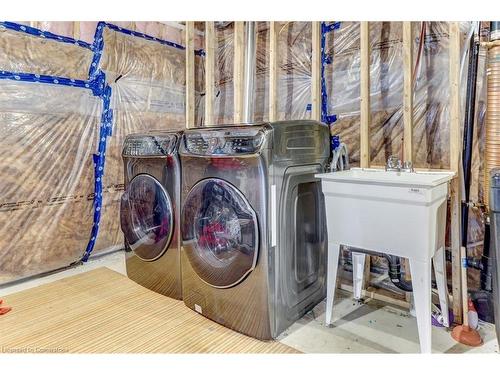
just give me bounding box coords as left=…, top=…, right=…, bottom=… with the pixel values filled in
left=385, top=155, right=414, bottom=172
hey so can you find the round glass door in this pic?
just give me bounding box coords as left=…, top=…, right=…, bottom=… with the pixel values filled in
left=182, top=178, right=259, bottom=288
left=120, top=174, right=173, bottom=261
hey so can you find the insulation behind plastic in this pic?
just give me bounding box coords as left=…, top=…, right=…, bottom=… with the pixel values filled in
left=211, top=21, right=312, bottom=124
left=277, top=22, right=312, bottom=121
left=0, top=81, right=101, bottom=283
left=93, top=27, right=186, bottom=254
left=324, top=22, right=472, bottom=169
left=0, top=27, right=93, bottom=80
left=213, top=22, right=235, bottom=124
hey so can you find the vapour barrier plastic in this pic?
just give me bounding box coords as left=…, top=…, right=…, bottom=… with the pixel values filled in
left=213, top=22, right=235, bottom=124
left=194, top=22, right=206, bottom=127
left=91, top=24, right=187, bottom=254
left=254, top=21, right=270, bottom=122
left=277, top=22, right=312, bottom=121
left=0, top=22, right=93, bottom=80
left=0, top=80, right=101, bottom=283
left=323, top=22, right=472, bottom=169
left=210, top=21, right=311, bottom=124
left=321, top=22, right=490, bottom=289
left=195, top=53, right=205, bottom=126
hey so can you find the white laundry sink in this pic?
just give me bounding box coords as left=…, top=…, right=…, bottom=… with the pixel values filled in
left=316, top=167, right=456, bottom=353
left=316, top=168, right=455, bottom=261
left=318, top=167, right=455, bottom=187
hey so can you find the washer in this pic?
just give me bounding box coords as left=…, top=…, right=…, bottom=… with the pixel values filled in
left=120, top=131, right=182, bottom=299
left=180, top=120, right=330, bottom=339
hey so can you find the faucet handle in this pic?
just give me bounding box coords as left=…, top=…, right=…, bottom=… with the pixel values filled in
left=402, top=160, right=414, bottom=172
left=386, top=155, right=401, bottom=170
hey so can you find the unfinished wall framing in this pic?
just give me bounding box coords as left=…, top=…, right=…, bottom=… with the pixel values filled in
left=0, top=21, right=484, bottom=325
left=198, top=20, right=483, bottom=319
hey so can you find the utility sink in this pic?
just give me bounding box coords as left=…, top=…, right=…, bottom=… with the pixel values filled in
left=316, top=167, right=455, bottom=187
left=315, top=167, right=456, bottom=262
left=316, top=167, right=456, bottom=353
left=316, top=168, right=455, bottom=216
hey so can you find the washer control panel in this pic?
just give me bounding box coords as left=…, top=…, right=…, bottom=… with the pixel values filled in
left=183, top=127, right=266, bottom=155
left=123, top=134, right=177, bottom=156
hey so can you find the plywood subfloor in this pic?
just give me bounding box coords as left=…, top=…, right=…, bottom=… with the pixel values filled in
left=0, top=267, right=298, bottom=353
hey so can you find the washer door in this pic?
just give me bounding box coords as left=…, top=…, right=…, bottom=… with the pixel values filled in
left=120, top=174, right=174, bottom=261
left=182, top=178, right=259, bottom=288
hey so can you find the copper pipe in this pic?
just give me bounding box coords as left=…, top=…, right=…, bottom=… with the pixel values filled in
left=485, top=44, right=500, bottom=208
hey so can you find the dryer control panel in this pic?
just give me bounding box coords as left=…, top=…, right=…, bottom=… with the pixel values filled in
left=183, top=127, right=266, bottom=156
left=122, top=134, right=177, bottom=157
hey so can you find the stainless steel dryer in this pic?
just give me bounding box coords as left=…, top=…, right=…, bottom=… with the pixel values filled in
left=180, top=120, right=330, bottom=339
left=120, top=131, right=182, bottom=299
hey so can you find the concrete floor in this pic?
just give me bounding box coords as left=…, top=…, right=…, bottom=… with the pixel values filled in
left=1, top=250, right=498, bottom=354
left=279, top=294, right=499, bottom=353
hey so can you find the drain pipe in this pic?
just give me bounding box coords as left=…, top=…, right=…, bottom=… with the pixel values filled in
left=346, top=249, right=414, bottom=292
left=468, top=21, right=500, bottom=323
left=242, top=21, right=256, bottom=124
left=384, top=255, right=413, bottom=292
left=462, top=24, right=480, bottom=247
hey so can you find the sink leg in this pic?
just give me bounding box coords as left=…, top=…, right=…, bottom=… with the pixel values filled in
left=352, top=252, right=366, bottom=300
left=409, top=258, right=432, bottom=353
left=433, top=246, right=450, bottom=327
left=326, top=242, right=341, bottom=326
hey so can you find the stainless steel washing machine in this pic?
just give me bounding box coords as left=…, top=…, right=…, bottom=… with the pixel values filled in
left=180, top=120, right=330, bottom=339
left=120, top=131, right=182, bottom=299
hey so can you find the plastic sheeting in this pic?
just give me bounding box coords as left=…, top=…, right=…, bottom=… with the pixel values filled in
left=277, top=22, right=312, bottom=121
left=92, top=25, right=187, bottom=254
left=213, top=22, right=235, bottom=124
left=323, top=22, right=472, bottom=169
left=194, top=22, right=205, bottom=127
left=210, top=21, right=312, bottom=124
left=321, top=21, right=489, bottom=287
left=0, top=80, right=101, bottom=283
left=0, top=25, right=93, bottom=80
left=0, top=21, right=189, bottom=283
left=254, top=22, right=270, bottom=122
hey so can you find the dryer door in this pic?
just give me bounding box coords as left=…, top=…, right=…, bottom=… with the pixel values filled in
left=120, top=174, right=174, bottom=261
left=182, top=178, right=259, bottom=288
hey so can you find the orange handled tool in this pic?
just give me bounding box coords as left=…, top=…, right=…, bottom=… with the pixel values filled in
left=0, top=299, right=12, bottom=315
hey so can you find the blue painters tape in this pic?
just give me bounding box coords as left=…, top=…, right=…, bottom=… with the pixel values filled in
left=320, top=21, right=339, bottom=125
left=0, top=70, right=91, bottom=89
left=322, top=55, right=333, bottom=65
left=324, top=114, right=337, bottom=124
left=89, top=21, right=199, bottom=79
left=104, top=22, right=185, bottom=50
left=89, top=22, right=106, bottom=79
left=331, top=135, right=340, bottom=150
left=0, top=21, right=92, bottom=50
left=0, top=67, right=112, bottom=263
left=322, top=22, right=341, bottom=34
left=81, top=78, right=113, bottom=262
left=306, top=103, right=312, bottom=111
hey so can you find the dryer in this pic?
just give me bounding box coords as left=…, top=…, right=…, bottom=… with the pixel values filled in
left=120, top=131, right=182, bottom=299
left=180, top=120, right=330, bottom=339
